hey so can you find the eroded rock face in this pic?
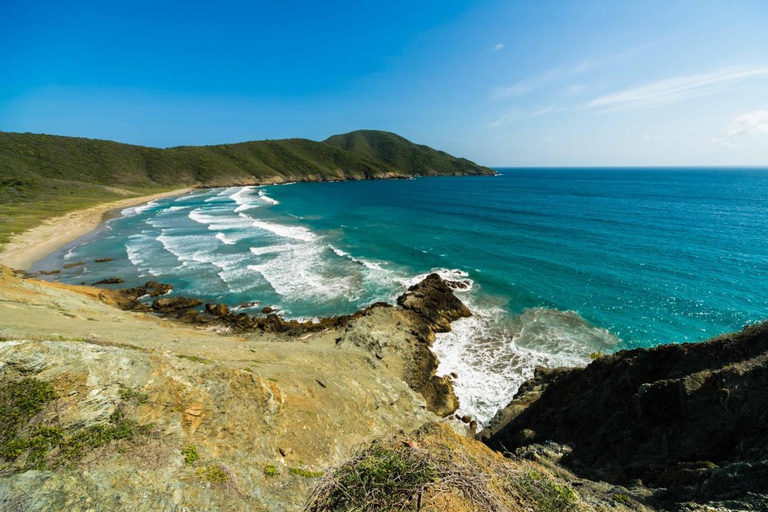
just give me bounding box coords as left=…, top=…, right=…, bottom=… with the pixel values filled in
left=481, top=321, right=768, bottom=508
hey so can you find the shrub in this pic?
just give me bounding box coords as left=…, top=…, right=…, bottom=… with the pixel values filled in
left=182, top=445, right=200, bottom=466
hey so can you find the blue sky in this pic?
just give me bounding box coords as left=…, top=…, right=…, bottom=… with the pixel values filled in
left=2, top=0, right=767, bottom=165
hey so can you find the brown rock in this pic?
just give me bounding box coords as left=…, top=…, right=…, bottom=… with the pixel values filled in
left=205, top=303, right=229, bottom=316
left=152, top=297, right=203, bottom=313
left=95, top=257, right=113, bottom=263
left=92, top=278, right=124, bottom=285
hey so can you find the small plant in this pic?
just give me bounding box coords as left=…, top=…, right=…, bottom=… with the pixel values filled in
left=119, top=387, right=148, bottom=405
left=289, top=466, right=324, bottom=478
left=589, top=351, right=603, bottom=360
left=178, top=355, right=212, bottom=364
left=182, top=445, right=200, bottom=466
left=197, top=464, right=230, bottom=484
left=0, top=378, right=153, bottom=472
left=516, top=469, right=580, bottom=512
left=614, top=493, right=632, bottom=505
left=264, top=464, right=278, bottom=477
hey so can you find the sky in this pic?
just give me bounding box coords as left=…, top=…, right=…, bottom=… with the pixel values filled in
left=1, top=0, right=767, bottom=166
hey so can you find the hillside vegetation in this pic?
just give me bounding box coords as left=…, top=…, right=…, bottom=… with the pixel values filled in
left=0, top=130, right=493, bottom=245
left=325, top=130, right=492, bottom=177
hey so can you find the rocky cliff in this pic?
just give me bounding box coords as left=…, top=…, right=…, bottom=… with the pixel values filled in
left=480, top=322, right=768, bottom=511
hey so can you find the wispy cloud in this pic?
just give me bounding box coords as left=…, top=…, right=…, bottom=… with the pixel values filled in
left=491, top=60, right=594, bottom=101
left=493, top=43, right=505, bottom=51
left=586, top=67, right=768, bottom=110
left=489, top=105, right=562, bottom=128
left=726, top=109, right=768, bottom=136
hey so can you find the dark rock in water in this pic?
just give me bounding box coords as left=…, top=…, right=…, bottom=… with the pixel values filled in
left=238, top=300, right=260, bottom=309
left=396, top=273, right=471, bottom=332
left=450, top=372, right=459, bottom=379
left=152, top=297, right=203, bottom=313
left=92, top=278, right=124, bottom=285
left=461, top=415, right=472, bottom=423
left=205, top=303, right=229, bottom=317
left=480, top=321, right=768, bottom=507
left=94, top=257, right=113, bottom=263
left=144, top=281, right=172, bottom=297
left=63, top=261, right=85, bottom=269
left=262, top=306, right=276, bottom=314
left=38, top=269, right=61, bottom=275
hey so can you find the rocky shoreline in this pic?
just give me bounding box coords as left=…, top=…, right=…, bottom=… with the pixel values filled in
left=2, top=262, right=768, bottom=510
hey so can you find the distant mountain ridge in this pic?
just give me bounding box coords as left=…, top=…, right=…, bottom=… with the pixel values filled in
left=0, top=129, right=494, bottom=245
left=0, top=129, right=494, bottom=188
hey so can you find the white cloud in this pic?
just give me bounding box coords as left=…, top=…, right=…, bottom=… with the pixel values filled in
left=726, top=109, right=768, bottom=136
left=493, top=43, right=505, bottom=51
left=586, top=67, right=768, bottom=110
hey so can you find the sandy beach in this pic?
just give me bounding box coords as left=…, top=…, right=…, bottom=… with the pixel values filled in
left=0, top=187, right=194, bottom=271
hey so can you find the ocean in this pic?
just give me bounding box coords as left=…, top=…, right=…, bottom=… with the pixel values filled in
left=35, top=168, right=768, bottom=424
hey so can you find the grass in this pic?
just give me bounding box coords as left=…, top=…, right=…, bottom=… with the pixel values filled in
left=264, top=464, right=278, bottom=477
left=614, top=493, right=633, bottom=505
left=289, top=466, right=324, bottom=478
left=177, top=354, right=212, bottom=364
left=307, top=442, right=437, bottom=511
left=0, top=177, right=167, bottom=246
left=515, top=469, right=580, bottom=512
left=589, top=351, right=603, bottom=360
left=0, top=377, right=153, bottom=473
left=307, top=424, right=583, bottom=512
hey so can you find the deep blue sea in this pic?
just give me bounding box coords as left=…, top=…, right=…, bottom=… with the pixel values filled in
left=36, top=168, right=768, bottom=423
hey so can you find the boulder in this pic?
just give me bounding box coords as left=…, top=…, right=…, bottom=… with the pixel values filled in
left=205, top=303, right=229, bottom=317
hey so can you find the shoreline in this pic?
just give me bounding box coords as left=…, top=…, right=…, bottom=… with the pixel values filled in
left=0, top=187, right=194, bottom=271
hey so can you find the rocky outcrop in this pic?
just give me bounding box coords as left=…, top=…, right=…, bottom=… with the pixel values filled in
left=92, top=277, right=124, bottom=285
left=396, top=273, right=471, bottom=332
left=480, top=321, right=768, bottom=510
left=152, top=296, right=203, bottom=313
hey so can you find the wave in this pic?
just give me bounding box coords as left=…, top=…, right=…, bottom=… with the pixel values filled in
left=258, top=189, right=279, bottom=205
left=241, top=213, right=317, bottom=242
left=328, top=244, right=385, bottom=271
left=231, top=186, right=263, bottom=212
left=432, top=302, right=618, bottom=427
left=247, top=242, right=357, bottom=301
left=215, top=233, right=237, bottom=245
left=121, top=200, right=158, bottom=217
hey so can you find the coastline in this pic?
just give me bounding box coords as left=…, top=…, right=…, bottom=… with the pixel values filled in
left=0, top=187, right=194, bottom=271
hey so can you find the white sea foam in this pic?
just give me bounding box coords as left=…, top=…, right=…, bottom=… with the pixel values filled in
left=242, top=213, right=317, bottom=242
left=247, top=242, right=356, bottom=300
left=432, top=300, right=619, bottom=427
left=215, top=233, right=237, bottom=245
left=258, top=189, right=279, bottom=205
left=231, top=186, right=263, bottom=212
left=121, top=200, right=158, bottom=217
left=328, top=244, right=386, bottom=271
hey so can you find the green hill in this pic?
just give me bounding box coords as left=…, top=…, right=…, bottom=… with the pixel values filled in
left=324, top=130, right=494, bottom=176
left=0, top=130, right=493, bottom=245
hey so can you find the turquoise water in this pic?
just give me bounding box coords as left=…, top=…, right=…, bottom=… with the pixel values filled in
left=38, top=168, right=768, bottom=423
